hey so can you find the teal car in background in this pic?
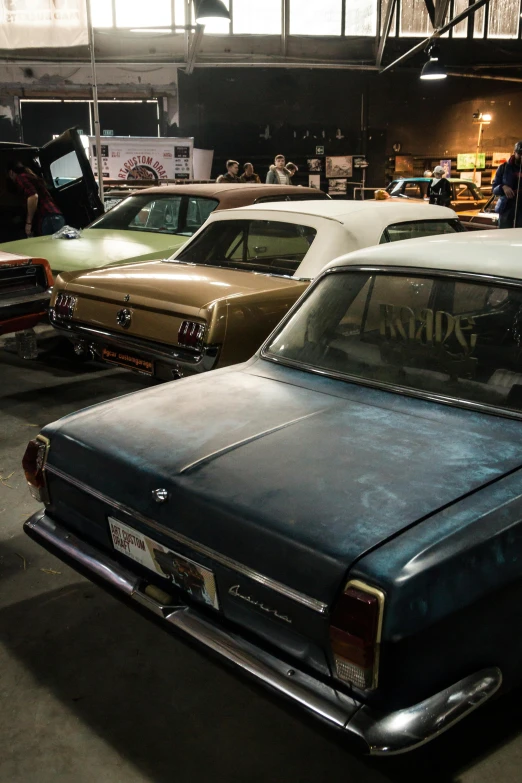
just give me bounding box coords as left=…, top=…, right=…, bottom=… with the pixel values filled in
left=1, top=182, right=329, bottom=275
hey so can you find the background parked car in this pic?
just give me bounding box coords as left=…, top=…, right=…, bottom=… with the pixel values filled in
left=25, top=229, right=522, bottom=755
left=386, top=177, right=488, bottom=213
left=0, top=251, right=53, bottom=336
left=49, top=200, right=463, bottom=380
left=0, top=128, right=103, bottom=244
left=459, top=194, right=499, bottom=230
left=0, top=183, right=328, bottom=276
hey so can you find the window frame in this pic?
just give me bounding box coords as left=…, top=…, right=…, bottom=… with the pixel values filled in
left=261, top=264, right=522, bottom=421
left=88, top=193, right=219, bottom=235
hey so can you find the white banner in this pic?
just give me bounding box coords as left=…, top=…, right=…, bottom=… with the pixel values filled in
left=88, top=137, right=194, bottom=181
left=0, top=0, right=88, bottom=49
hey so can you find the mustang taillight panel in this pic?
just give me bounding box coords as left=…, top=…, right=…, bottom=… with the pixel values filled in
left=329, top=580, right=385, bottom=690
left=178, top=320, right=205, bottom=349
left=54, top=293, right=77, bottom=319
left=22, top=435, right=50, bottom=503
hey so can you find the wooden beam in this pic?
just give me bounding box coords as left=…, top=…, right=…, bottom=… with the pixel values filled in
left=435, top=0, right=452, bottom=28
left=376, top=0, right=397, bottom=67
left=424, top=0, right=436, bottom=27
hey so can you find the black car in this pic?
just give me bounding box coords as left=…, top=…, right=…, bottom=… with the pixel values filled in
left=0, top=128, right=103, bottom=243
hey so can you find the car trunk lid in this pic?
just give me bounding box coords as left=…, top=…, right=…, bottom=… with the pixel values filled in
left=43, top=364, right=522, bottom=606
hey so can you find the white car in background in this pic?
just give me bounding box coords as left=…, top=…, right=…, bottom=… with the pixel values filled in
left=49, top=200, right=463, bottom=380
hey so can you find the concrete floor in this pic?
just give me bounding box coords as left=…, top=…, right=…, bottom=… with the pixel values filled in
left=2, top=331, right=522, bottom=783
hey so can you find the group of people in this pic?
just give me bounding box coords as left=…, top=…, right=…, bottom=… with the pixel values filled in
left=217, top=154, right=298, bottom=186
left=7, top=142, right=522, bottom=238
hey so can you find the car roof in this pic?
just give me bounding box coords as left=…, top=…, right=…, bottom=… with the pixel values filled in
left=390, top=177, right=478, bottom=185
left=130, top=183, right=323, bottom=198
left=214, top=199, right=456, bottom=227
left=325, top=228, right=522, bottom=278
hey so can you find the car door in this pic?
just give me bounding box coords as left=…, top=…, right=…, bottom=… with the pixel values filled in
left=38, top=128, right=104, bottom=228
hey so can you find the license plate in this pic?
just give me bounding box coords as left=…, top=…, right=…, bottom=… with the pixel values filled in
left=108, top=517, right=219, bottom=609
left=102, top=347, right=153, bottom=375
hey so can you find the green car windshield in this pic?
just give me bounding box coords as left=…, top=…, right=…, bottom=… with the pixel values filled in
left=89, top=194, right=218, bottom=236
left=264, top=269, right=522, bottom=416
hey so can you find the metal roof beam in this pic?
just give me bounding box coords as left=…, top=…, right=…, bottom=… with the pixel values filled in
left=380, top=0, right=490, bottom=74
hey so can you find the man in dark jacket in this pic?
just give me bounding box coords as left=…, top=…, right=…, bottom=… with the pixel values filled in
left=216, top=160, right=240, bottom=183
left=492, top=142, right=522, bottom=229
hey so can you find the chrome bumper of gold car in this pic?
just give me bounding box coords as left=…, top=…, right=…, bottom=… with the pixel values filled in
left=50, top=316, right=220, bottom=377
left=24, top=509, right=502, bottom=755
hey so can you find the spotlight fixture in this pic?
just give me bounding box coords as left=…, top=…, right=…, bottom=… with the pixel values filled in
left=420, top=45, right=447, bottom=81
left=193, top=0, right=231, bottom=25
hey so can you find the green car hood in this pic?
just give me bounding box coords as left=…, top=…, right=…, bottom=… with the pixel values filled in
left=0, top=229, right=188, bottom=275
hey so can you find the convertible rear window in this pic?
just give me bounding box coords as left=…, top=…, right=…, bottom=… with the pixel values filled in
left=264, top=270, right=522, bottom=415
left=173, top=219, right=317, bottom=276
left=380, top=219, right=463, bottom=243
left=89, top=194, right=219, bottom=236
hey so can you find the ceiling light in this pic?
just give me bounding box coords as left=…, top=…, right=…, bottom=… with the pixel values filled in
left=420, top=45, right=447, bottom=81
left=193, top=0, right=230, bottom=24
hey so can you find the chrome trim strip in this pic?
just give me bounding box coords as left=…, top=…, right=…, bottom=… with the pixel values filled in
left=44, top=464, right=328, bottom=615
left=259, top=265, right=522, bottom=423
left=179, top=409, right=326, bottom=474
left=24, top=509, right=502, bottom=754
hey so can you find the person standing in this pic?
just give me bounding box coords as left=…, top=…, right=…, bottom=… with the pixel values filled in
left=492, top=141, right=522, bottom=229
left=427, top=166, right=451, bottom=207
left=216, top=160, right=240, bottom=183
left=240, top=162, right=261, bottom=183
left=286, top=162, right=298, bottom=184
left=8, top=162, right=65, bottom=237
left=266, top=155, right=291, bottom=185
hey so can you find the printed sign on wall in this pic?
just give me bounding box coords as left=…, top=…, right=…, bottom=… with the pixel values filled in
left=457, top=153, right=485, bottom=170
left=89, top=137, right=194, bottom=180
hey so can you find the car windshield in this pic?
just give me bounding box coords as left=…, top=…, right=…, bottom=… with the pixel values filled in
left=172, top=219, right=317, bottom=276
left=264, top=269, right=522, bottom=416
left=88, top=194, right=218, bottom=236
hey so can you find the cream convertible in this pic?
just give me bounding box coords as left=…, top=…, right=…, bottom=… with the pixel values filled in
left=49, top=201, right=463, bottom=380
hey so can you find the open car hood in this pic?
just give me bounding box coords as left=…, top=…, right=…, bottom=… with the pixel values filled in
left=42, top=360, right=522, bottom=604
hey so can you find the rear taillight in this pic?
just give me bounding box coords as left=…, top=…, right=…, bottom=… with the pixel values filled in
left=22, top=435, right=50, bottom=503
left=54, top=292, right=77, bottom=319
left=329, top=580, right=384, bottom=690
left=178, top=320, right=205, bottom=348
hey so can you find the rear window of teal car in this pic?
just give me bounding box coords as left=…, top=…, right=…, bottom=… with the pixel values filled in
left=265, top=270, right=522, bottom=415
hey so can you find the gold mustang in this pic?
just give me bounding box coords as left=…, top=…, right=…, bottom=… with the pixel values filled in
left=49, top=200, right=463, bottom=380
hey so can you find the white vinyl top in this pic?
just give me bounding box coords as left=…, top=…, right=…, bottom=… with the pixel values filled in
left=214, top=198, right=455, bottom=226
left=325, top=229, right=522, bottom=279
left=171, top=199, right=460, bottom=281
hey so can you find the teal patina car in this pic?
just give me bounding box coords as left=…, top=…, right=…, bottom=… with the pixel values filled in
left=24, top=229, right=522, bottom=754
left=1, top=183, right=329, bottom=275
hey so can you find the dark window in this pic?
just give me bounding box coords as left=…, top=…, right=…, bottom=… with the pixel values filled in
left=386, top=181, right=427, bottom=199
left=174, top=219, right=317, bottom=276
left=89, top=194, right=218, bottom=235
left=264, top=270, right=522, bottom=415
left=380, top=219, right=463, bottom=243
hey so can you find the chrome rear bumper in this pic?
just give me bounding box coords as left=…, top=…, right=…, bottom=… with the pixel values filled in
left=24, top=509, right=502, bottom=755
left=50, top=316, right=219, bottom=376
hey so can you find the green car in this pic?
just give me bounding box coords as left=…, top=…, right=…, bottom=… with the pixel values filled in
left=1, top=182, right=329, bottom=275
